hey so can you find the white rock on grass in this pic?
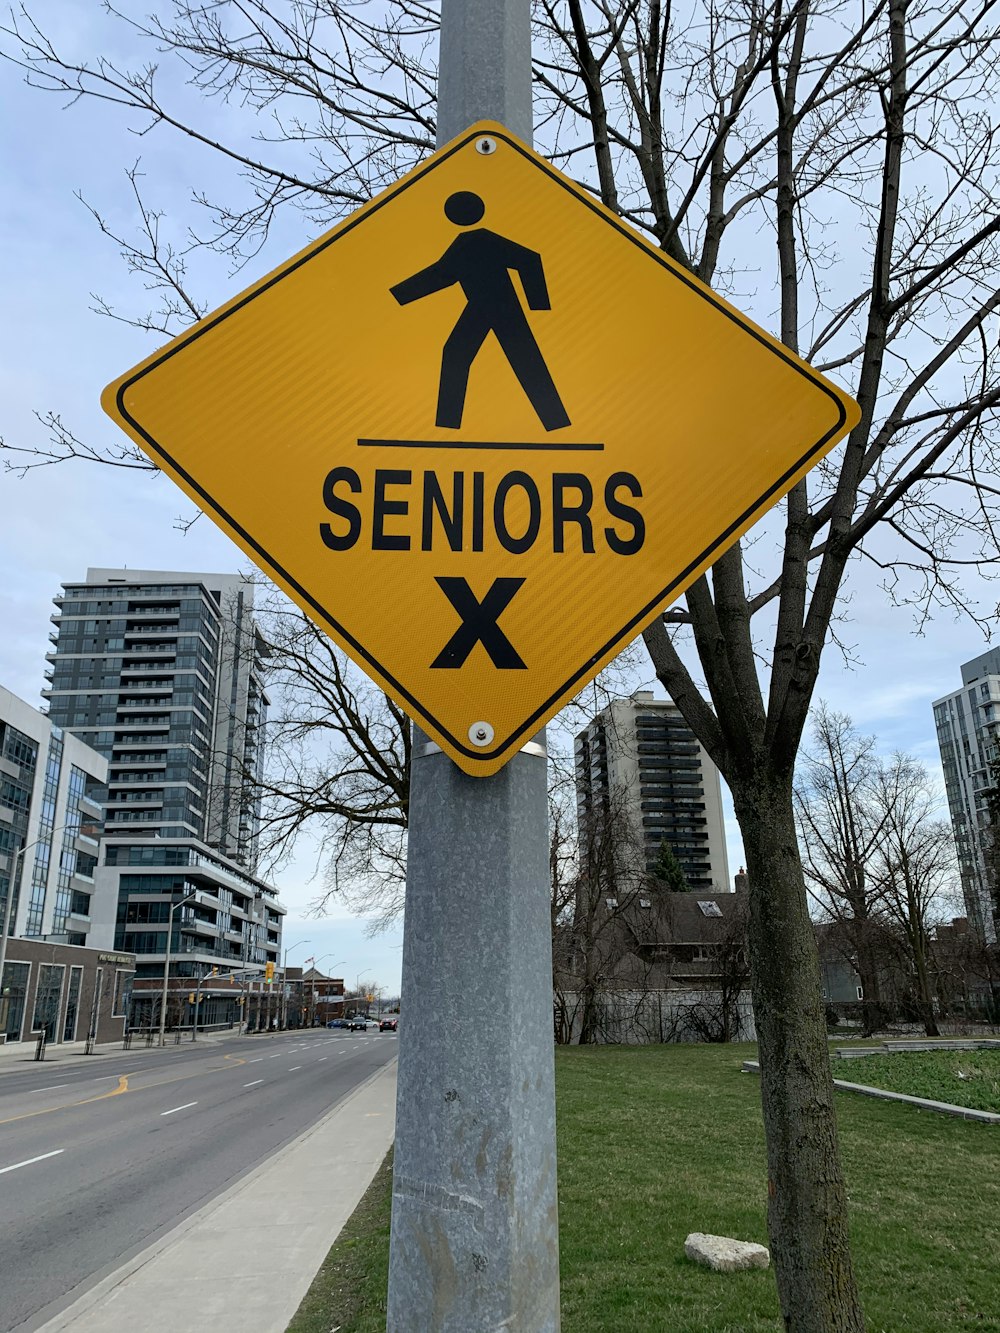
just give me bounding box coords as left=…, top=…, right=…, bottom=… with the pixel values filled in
left=684, top=1233, right=770, bottom=1273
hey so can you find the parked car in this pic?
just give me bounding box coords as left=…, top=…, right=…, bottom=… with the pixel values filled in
left=364, top=1017, right=380, bottom=1031
left=347, top=1016, right=367, bottom=1031
left=379, top=1018, right=398, bottom=1032
left=326, top=1018, right=347, bottom=1029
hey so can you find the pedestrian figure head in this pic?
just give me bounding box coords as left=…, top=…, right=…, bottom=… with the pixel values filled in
left=444, top=191, right=485, bottom=227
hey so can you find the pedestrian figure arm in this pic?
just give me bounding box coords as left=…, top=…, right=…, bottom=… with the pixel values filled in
left=391, top=260, right=456, bottom=305
left=502, top=240, right=552, bottom=311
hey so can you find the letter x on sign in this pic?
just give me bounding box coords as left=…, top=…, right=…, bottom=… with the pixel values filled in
left=432, top=579, right=526, bottom=670
left=100, top=121, right=859, bottom=776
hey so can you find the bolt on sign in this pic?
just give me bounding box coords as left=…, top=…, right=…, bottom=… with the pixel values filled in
left=102, top=121, right=859, bottom=777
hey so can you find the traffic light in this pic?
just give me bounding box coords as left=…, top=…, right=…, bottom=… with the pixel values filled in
left=265, top=961, right=275, bottom=983
left=188, top=992, right=195, bottom=1005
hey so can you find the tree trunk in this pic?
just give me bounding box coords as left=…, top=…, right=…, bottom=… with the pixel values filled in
left=854, top=932, right=886, bottom=1037
left=578, top=980, right=599, bottom=1045
left=733, top=769, right=866, bottom=1333
left=911, top=940, right=940, bottom=1038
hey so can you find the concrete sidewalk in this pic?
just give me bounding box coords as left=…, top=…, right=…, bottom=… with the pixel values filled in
left=33, top=1059, right=398, bottom=1332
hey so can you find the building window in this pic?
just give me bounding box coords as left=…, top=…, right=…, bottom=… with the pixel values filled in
left=1, top=961, right=30, bottom=1041
left=113, top=970, right=133, bottom=1018
left=63, top=966, right=84, bottom=1041
left=32, top=963, right=65, bottom=1039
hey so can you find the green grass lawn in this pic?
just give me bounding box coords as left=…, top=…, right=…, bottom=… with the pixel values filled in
left=834, top=1049, right=1000, bottom=1113
left=287, top=1044, right=1000, bottom=1332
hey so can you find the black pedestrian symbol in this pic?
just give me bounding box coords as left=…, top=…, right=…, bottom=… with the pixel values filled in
left=390, top=192, right=571, bottom=432
left=431, top=576, right=526, bottom=670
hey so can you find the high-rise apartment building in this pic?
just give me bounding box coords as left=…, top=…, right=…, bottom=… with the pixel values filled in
left=932, top=647, right=1000, bottom=943
left=574, top=690, right=730, bottom=893
left=0, top=684, right=107, bottom=946
left=42, top=570, right=284, bottom=1001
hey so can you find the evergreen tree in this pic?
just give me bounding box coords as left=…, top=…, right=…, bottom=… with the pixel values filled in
left=652, top=838, right=690, bottom=893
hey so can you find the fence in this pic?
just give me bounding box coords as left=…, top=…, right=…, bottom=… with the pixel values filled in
left=554, top=987, right=756, bottom=1045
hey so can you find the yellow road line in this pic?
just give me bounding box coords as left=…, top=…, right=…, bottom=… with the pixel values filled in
left=0, top=1054, right=247, bottom=1127
left=0, top=1073, right=130, bottom=1127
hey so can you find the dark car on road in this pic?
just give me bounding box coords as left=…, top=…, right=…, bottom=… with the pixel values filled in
left=379, top=1018, right=398, bottom=1031
left=347, top=1016, right=368, bottom=1031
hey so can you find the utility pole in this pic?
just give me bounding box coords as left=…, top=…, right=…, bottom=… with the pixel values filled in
left=158, top=890, right=198, bottom=1047
left=386, top=11, right=558, bottom=1321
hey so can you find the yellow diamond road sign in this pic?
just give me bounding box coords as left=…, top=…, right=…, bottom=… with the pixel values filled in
left=102, top=122, right=860, bottom=777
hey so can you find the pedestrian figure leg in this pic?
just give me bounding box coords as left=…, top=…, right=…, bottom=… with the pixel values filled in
left=493, top=308, right=570, bottom=431
left=437, top=307, right=491, bottom=429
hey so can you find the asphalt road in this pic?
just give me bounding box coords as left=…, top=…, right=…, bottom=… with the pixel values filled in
left=0, top=1029, right=398, bottom=1333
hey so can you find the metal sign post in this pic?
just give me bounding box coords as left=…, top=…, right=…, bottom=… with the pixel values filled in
left=386, top=728, right=558, bottom=1331
left=385, top=7, right=559, bottom=1329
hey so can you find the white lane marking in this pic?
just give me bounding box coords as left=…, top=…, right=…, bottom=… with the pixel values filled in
left=288, top=1065, right=302, bottom=1071
left=160, top=1102, right=198, bottom=1117
left=0, top=1149, right=65, bottom=1175
left=269, top=1054, right=281, bottom=1059
left=243, top=1079, right=264, bottom=1087
left=29, top=1084, right=69, bottom=1092
left=248, top=1058, right=263, bottom=1064
left=317, top=1057, right=328, bottom=1062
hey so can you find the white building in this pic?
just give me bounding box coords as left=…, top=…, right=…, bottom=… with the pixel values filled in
left=0, top=684, right=110, bottom=946
left=932, top=646, right=1000, bottom=943
left=574, top=690, right=730, bottom=893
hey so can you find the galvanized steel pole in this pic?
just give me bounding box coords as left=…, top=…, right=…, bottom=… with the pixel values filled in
left=386, top=14, right=559, bottom=1324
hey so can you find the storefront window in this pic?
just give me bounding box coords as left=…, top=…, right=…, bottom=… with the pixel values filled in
left=32, top=964, right=64, bottom=1040
left=1, top=961, right=30, bottom=1041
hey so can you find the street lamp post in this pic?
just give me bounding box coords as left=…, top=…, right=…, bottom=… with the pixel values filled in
left=308, top=954, right=330, bottom=1027
left=307, top=956, right=345, bottom=1027
left=158, top=889, right=200, bottom=1047
left=279, top=938, right=311, bottom=1030
left=355, top=969, right=372, bottom=1017
left=317, top=959, right=347, bottom=1027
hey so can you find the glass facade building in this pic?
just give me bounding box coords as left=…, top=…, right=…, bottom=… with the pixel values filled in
left=0, top=684, right=106, bottom=949
left=932, top=646, right=1000, bottom=943
left=42, top=570, right=283, bottom=987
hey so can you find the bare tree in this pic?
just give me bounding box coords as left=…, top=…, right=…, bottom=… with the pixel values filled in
left=795, top=704, right=893, bottom=1034
left=555, top=780, right=653, bottom=1043
left=869, top=754, right=961, bottom=1037
left=694, top=891, right=752, bottom=1043
left=251, top=592, right=411, bottom=931
left=6, top=3, right=1000, bottom=1325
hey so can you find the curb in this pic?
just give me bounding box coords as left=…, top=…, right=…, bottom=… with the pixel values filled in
left=741, top=1060, right=1000, bottom=1124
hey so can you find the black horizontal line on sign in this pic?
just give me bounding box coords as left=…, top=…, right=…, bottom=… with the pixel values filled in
left=357, top=438, right=605, bottom=451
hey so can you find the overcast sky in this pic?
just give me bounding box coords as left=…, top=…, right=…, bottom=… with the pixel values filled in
left=2, top=6, right=995, bottom=992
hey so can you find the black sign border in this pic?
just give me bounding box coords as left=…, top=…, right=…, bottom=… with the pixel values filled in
left=112, top=125, right=849, bottom=767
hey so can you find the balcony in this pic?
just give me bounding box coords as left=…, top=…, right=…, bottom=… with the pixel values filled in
left=67, top=910, right=91, bottom=931
left=180, top=917, right=218, bottom=939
